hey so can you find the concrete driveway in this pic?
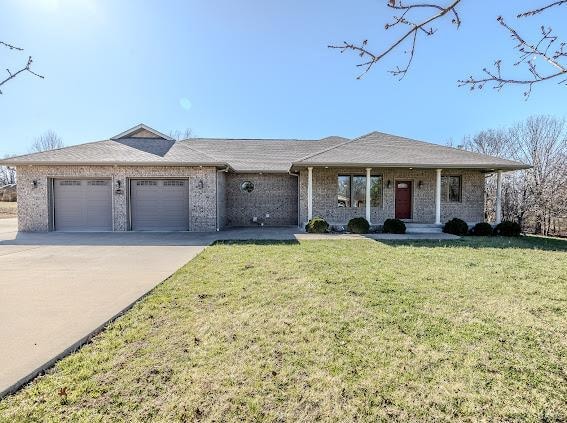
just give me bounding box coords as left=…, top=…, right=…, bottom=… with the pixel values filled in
left=0, top=218, right=212, bottom=397
left=0, top=218, right=458, bottom=397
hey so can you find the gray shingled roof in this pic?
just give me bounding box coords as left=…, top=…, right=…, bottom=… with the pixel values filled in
left=1, top=138, right=224, bottom=166
left=293, top=132, right=529, bottom=170
left=0, top=131, right=528, bottom=171
left=185, top=136, right=347, bottom=172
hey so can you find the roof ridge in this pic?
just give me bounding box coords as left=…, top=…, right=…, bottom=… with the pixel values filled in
left=294, top=131, right=378, bottom=163
left=185, top=137, right=320, bottom=142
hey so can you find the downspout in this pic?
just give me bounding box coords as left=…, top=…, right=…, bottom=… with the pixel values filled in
left=216, top=166, right=229, bottom=231
left=288, top=170, right=300, bottom=227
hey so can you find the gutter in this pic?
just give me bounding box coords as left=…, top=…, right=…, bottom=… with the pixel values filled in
left=290, top=162, right=531, bottom=171
left=0, top=161, right=230, bottom=167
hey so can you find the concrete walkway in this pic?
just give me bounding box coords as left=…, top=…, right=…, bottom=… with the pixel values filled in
left=0, top=220, right=458, bottom=397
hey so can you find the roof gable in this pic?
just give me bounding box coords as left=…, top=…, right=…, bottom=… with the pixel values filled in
left=110, top=124, right=174, bottom=141
left=293, top=131, right=528, bottom=170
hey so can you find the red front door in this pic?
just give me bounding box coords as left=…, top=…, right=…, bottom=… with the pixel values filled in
left=395, top=181, right=412, bottom=219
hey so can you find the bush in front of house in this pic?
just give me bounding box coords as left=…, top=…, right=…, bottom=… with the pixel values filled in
left=305, top=217, right=329, bottom=234
left=347, top=217, right=370, bottom=234
left=471, top=222, right=493, bottom=236
left=494, top=220, right=521, bottom=237
left=383, top=218, right=406, bottom=234
left=443, top=218, right=469, bottom=236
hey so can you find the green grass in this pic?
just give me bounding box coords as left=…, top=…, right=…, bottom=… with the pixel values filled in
left=1, top=237, right=566, bottom=422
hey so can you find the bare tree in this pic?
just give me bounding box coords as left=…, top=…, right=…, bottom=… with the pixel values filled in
left=0, top=41, right=43, bottom=94
left=30, top=130, right=64, bottom=152
left=459, top=130, right=513, bottom=222
left=463, top=116, right=567, bottom=235
left=0, top=157, right=16, bottom=186
left=169, top=128, right=195, bottom=141
left=330, top=1, right=567, bottom=97
left=508, top=116, right=567, bottom=234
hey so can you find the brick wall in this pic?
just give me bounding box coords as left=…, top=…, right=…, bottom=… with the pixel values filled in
left=16, top=165, right=218, bottom=232
left=225, top=173, right=298, bottom=226
left=299, top=167, right=485, bottom=225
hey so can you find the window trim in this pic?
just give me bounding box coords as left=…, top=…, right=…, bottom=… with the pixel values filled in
left=441, top=175, right=462, bottom=203
left=337, top=173, right=384, bottom=209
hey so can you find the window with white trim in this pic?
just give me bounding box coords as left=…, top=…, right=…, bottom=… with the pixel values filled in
left=337, top=175, right=383, bottom=208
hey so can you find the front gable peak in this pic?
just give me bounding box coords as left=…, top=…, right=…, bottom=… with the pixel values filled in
left=110, top=124, right=174, bottom=141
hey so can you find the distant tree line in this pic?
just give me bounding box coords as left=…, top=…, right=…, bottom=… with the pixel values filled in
left=0, top=130, right=64, bottom=187
left=461, top=115, right=566, bottom=236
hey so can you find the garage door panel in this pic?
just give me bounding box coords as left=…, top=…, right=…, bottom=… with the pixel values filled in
left=54, top=179, right=112, bottom=231
left=130, top=179, right=189, bottom=231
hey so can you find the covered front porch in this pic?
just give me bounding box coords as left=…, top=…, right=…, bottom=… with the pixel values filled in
left=298, top=166, right=505, bottom=227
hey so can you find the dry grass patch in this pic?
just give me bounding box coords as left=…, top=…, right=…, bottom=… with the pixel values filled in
left=0, top=202, right=16, bottom=219
left=0, top=237, right=566, bottom=422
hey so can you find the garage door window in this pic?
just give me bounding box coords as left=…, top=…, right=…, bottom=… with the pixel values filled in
left=59, top=180, right=81, bottom=186
left=136, top=180, right=157, bottom=186
left=87, top=180, right=109, bottom=186
left=163, top=180, right=185, bottom=187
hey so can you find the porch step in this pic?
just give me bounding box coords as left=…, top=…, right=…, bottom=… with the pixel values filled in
left=405, top=223, right=443, bottom=234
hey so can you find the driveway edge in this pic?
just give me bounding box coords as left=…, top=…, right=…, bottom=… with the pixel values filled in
left=0, top=269, right=182, bottom=399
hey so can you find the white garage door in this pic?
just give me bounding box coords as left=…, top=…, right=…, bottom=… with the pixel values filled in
left=54, top=179, right=112, bottom=231
left=130, top=179, right=189, bottom=231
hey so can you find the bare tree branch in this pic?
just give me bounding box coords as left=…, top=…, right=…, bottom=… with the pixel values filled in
left=0, top=41, right=44, bottom=95
left=458, top=17, right=567, bottom=98
left=330, top=1, right=567, bottom=97
left=329, top=0, right=462, bottom=79
left=517, top=1, right=567, bottom=17
left=0, top=41, right=24, bottom=51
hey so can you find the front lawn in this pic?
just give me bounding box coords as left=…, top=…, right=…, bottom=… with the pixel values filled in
left=1, top=237, right=565, bottom=421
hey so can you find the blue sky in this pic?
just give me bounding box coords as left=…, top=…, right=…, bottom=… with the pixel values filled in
left=0, top=0, right=564, bottom=156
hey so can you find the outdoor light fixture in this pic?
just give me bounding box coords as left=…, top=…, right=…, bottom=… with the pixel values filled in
left=32, top=180, right=38, bottom=188
left=418, top=180, right=423, bottom=189
left=197, top=179, right=204, bottom=189
left=386, top=180, right=391, bottom=189
left=115, top=179, right=124, bottom=194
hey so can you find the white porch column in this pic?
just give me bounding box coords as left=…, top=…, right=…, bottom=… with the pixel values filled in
left=307, top=167, right=313, bottom=221
left=365, top=167, right=371, bottom=224
left=495, top=170, right=502, bottom=224
left=435, top=168, right=442, bottom=225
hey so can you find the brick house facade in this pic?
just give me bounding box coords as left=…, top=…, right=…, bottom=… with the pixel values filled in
left=2, top=124, right=528, bottom=232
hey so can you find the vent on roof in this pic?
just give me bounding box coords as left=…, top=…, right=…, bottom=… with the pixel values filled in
left=59, top=180, right=81, bottom=186
left=136, top=180, right=158, bottom=186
